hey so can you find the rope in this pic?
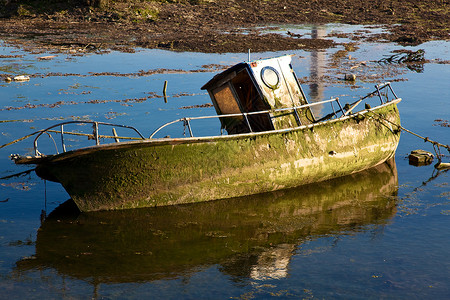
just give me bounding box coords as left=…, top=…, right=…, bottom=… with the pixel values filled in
left=368, top=111, right=450, bottom=163
left=0, top=131, right=41, bottom=150
left=0, top=168, right=35, bottom=180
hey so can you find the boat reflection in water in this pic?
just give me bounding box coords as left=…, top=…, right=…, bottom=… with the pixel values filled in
left=16, top=160, right=398, bottom=285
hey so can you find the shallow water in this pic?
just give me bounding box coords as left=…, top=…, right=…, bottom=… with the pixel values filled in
left=0, top=26, right=449, bottom=299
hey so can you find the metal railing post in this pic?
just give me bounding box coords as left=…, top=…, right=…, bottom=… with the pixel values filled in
left=388, top=83, right=398, bottom=99
left=186, top=118, right=194, bottom=137
left=375, top=85, right=384, bottom=104
left=331, top=101, right=337, bottom=118
left=335, top=98, right=345, bottom=117
left=243, top=113, right=253, bottom=132
left=94, top=122, right=100, bottom=145
left=293, top=109, right=302, bottom=126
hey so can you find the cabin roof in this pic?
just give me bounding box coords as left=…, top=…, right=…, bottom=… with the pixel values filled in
left=200, top=62, right=248, bottom=91
left=201, top=55, right=295, bottom=92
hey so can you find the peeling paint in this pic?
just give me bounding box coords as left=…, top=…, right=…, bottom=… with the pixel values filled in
left=293, top=156, right=324, bottom=169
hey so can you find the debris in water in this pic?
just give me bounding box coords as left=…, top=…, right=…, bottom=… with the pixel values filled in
left=38, top=55, right=57, bottom=60
left=434, top=119, right=450, bottom=128
left=287, top=31, right=303, bottom=38
left=13, top=75, right=30, bottom=82
left=435, top=162, right=450, bottom=170
left=378, top=49, right=426, bottom=72
left=379, top=49, right=425, bottom=64
left=180, top=103, right=213, bottom=110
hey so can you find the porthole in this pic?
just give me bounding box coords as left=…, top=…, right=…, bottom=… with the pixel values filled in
left=261, top=66, right=280, bottom=89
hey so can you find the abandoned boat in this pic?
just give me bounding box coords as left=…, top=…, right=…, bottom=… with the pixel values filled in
left=12, top=55, right=402, bottom=212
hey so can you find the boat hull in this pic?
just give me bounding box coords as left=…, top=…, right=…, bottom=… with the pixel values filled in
left=32, top=101, right=400, bottom=211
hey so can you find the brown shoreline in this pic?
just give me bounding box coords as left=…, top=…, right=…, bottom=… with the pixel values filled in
left=0, top=0, right=448, bottom=53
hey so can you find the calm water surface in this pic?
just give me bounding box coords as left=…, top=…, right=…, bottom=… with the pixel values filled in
left=0, top=26, right=449, bottom=299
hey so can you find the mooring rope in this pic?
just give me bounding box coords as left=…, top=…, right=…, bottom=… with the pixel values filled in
left=368, top=111, right=450, bottom=164
left=0, top=131, right=40, bottom=150
left=0, top=168, right=35, bottom=180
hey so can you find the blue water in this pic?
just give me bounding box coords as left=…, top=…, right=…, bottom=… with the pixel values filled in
left=0, top=28, right=449, bottom=299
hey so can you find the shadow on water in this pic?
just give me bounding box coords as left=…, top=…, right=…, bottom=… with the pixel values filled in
left=15, top=160, right=398, bottom=286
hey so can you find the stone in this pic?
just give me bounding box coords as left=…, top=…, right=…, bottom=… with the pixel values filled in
left=408, top=149, right=434, bottom=165
left=344, top=74, right=356, bottom=81
left=13, top=75, right=30, bottom=82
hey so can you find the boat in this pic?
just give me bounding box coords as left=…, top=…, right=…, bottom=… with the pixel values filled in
left=11, top=55, right=402, bottom=212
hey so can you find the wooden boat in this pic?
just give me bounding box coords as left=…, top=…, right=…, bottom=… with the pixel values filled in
left=12, top=55, right=402, bottom=212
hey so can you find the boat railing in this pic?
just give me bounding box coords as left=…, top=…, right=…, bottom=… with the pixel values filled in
left=316, top=82, right=399, bottom=122
left=33, top=121, right=145, bottom=156
left=150, top=98, right=340, bottom=138
left=31, top=83, right=398, bottom=155
left=150, top=82, right=399, bottom=139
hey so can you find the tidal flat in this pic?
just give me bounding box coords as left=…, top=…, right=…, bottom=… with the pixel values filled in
left=0, top=24, right=449, bottom=298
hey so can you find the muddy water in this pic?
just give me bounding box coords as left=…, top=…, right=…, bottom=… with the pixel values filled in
left=0, top=26, right=449, bottom=299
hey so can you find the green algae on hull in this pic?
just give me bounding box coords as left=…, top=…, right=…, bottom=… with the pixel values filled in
left=32, top=99, right=400, bottom=211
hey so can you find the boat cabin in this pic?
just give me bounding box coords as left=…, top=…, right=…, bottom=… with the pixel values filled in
left=201, top=55, right=315, bottom=134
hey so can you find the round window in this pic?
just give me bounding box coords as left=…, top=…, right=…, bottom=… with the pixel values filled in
left=261, top=66, right=280, bottom=89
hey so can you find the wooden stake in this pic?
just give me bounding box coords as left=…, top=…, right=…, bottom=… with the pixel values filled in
left=163, top=80, right=168, bottom=103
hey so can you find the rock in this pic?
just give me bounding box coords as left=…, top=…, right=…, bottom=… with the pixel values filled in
left=344, top=74, right=356, bottom=81
left=408, top=149, right=434, bottom=166
left=13, top=75, right=30, bottom=82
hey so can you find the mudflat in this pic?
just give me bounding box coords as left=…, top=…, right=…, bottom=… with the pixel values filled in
left=0, top=0, right=448, bottom=53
